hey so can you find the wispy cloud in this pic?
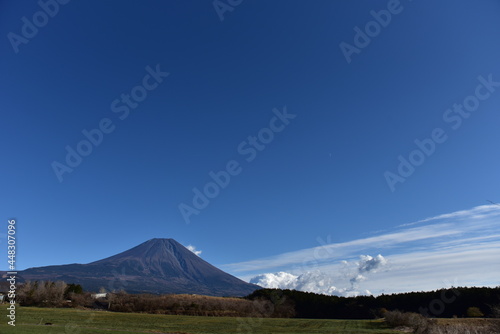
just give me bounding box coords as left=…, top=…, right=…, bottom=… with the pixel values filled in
left=225, top=204, right=500, bottom=295
left=223, top=222, right=463, bottom=273
left=398, top=204, right=500, bottom=227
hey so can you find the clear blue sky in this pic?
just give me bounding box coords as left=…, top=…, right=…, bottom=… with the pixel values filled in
left=1, top=1, right=500, bottom=293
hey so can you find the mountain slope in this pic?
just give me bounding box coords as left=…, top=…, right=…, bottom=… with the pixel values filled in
left=13, top=238, right=259, bottom=297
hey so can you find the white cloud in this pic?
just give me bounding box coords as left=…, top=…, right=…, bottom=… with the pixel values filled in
left=251, top=270, right=342, bottom=295
left=186, top=244, right=202, bottom=256
left=250, top=272, right=298, bottom=289
left=250, top=254, right=388, bottom=297
left=358, top=254, right=387, bottom=274
left=350, top=274, right=366, bottom=284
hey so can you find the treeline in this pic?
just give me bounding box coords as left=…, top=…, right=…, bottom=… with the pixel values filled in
left=106, top=292, right=294, bottom=317
left=12, top=281, right=500, bottom=320
left=246, top=287, right=500, bottom=319
left=16, top=281, right=84, bottom=307
left=14, top=280, right=293, bottom=317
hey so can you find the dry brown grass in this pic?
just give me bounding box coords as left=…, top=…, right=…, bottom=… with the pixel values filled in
left=425, top=318, right=500, bottom=334
left=385, top=311, right=500, bottom=334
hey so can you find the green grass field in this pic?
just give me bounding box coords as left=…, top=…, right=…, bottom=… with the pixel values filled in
left=0, top=307, right=398, bottom=334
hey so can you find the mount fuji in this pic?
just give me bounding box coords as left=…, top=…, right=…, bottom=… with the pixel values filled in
left=11, top=238, right=259, bottom=297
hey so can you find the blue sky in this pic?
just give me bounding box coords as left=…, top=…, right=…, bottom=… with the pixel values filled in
left=1, top=0, right=500, bottom=294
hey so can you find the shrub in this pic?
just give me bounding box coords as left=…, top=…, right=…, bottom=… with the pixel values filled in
left=68, top=292, right=94, bottom=308
left=467, top=306, right=484, bottom=318
left=65, top=283, right=83, bottom=296
left=385, top=310, right=427, bottom=330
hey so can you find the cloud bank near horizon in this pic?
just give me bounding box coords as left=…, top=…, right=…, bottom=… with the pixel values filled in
left=249, top=254, right=388, bottom=296
left=224, top=204, right=500, bottom=295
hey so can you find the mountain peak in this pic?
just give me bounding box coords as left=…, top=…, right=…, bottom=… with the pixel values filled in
left=146, top=238, right=176, bottom=243
left=90, top=238, right=195, bottom=269
left=140, top=238, right=185, bottom=249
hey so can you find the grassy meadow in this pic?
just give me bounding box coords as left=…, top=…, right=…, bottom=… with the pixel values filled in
left=0, top=306, right=398, bottom=334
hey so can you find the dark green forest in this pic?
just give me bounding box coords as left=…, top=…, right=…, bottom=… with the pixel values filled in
left=245, top=287, right=500, bottom=319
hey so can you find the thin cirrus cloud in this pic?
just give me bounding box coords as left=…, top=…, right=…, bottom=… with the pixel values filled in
left=224, top=204, right=500, bottom=295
